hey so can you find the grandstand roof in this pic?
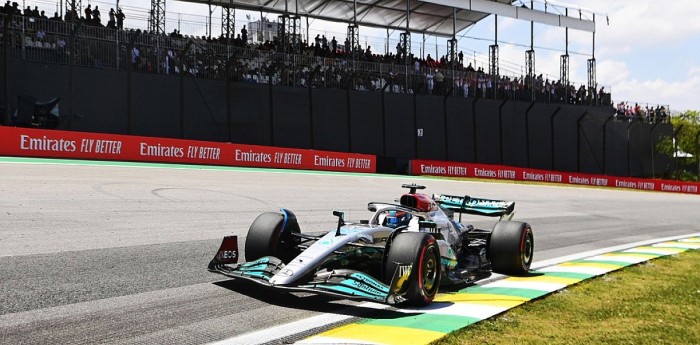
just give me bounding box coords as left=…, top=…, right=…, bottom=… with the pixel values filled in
left=176, top=0, right=516, bottom=37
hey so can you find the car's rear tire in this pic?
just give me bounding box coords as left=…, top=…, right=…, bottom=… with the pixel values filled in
left=488, top=221, right=534, bottom=275
left=245, top=211, right=300, bottom=263
left=384, top=232, right=441, bottom=306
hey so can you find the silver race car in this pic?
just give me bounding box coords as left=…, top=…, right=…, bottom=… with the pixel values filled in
left=208, top=184, right=534, bottom=306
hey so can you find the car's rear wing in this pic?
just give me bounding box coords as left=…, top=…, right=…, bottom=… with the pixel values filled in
left=432, top=194, right=515, bottom=218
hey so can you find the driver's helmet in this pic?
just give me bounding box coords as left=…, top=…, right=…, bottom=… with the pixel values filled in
left=384, top=210, right=412, bottom=228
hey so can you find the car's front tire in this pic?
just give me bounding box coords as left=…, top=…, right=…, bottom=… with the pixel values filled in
left=488, top=221, right=534, bottom=275
left=384, top=232, right=441, bottom=306
left=244, top=211, right=300, bottom=263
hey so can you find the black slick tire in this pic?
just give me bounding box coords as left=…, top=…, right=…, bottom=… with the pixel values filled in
left=488, top=221, right=534, bottom=275
left=244, top=212, right=300, bottom=263
left=384, top=232, right=441, bottom=306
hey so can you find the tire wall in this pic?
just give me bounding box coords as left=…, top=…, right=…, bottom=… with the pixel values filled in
left=0, top=60, right=672, bottom=177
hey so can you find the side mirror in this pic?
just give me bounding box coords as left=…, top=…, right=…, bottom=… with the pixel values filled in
left=333, top=210, right=345, bottom=236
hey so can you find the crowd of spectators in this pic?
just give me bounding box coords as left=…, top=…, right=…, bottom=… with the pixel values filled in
left=615, top=102, right=668, bottom=123
left=2, top=3, right=627, bottom=109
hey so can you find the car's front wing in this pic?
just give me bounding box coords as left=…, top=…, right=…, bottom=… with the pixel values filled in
left=208, top=256, right=408, bottom=304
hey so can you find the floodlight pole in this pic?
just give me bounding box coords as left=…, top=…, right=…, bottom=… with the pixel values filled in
left=149, top=0, right=166, bottom=35
left=489, top=15, right=499, bottom=100
left=525, top=1, right=535, bottom=102
left=560, top=9, right=569, bottom=104
left=63, top=0, right=81, bottom=21
left=587, top=13, right=597, bottom=105
left=403, top=0, right=411, bottom=63
left=222, top=1, right=235, bottom=45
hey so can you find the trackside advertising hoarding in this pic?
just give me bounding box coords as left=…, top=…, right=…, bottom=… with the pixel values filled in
left=410, top=160, right=700, bottom=195
left=0, top=127, right=376, bottom=173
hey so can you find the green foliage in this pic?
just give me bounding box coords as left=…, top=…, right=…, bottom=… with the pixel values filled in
left=671, top=111, right=700, bottom=155
left=655, top=111, right=700, bottom=180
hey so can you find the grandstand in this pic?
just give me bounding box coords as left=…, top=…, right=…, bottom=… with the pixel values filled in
left=0, top=0, right=676, bottom=178
left=1, top=0, right=613, bottom=100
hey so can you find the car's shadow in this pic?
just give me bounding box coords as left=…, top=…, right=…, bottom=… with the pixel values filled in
left=213, top=279, right=393, bottom=317
left=213, top=272, right=544, bottom=319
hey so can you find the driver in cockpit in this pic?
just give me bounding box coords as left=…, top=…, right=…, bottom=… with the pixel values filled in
left=382, top=210, right=413, bottom=229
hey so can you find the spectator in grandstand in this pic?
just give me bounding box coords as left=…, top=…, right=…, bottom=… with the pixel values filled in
left=435, top=69, right=444, bottom=95
left=84, top=4, right=92, bottom=22
left=477, top=68, right=485, bottom=98
left=458, top=51, right=464, bottom=67
left=93, top=6, right=101, bottom=26
left=106, top=9, right=116, bottom=28
left=426, top=54, right=435, bottom=68
left=131, top=47, right=140, bottom=69
left=241, top=25, right=248, bottom=46
left=576, top=84, right=586, bottom=105
left=116, top=8, right=125, bottom=30
left=9, top=2, right=20, bottom=16
left=426, top=69, right=434, bottom=95
left=456, top=73, right=468, bottom=97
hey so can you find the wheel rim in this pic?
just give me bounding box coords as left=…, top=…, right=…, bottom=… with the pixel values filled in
left=421, top=247, right=439, bottom=294
left=521, top=233, right=533, bottom=267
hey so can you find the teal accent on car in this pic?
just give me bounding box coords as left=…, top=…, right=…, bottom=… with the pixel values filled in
left=441, top=257, right=458, bottom=269
left=313, top=283, right=385, bottom=300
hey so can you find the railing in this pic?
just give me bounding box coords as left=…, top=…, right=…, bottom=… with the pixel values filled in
left=1, top=13, right=618, bottom=107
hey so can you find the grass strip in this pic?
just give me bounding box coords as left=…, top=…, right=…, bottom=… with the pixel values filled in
left=433, top=250, right=700, bottom=345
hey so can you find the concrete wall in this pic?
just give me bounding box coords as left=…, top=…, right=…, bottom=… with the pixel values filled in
left=0, top=60, right=672, bottom=177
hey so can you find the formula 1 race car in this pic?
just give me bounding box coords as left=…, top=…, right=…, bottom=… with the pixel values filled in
left=208, top=184, right=534, bottom=306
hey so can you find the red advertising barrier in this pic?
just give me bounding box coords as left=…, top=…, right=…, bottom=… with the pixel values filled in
left=0, top=127, right=376, bottom=173
left=410, top=160, right=700, bottom=195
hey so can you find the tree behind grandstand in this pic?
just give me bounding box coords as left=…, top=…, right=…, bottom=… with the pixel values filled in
left=656, top=110, right=700, bottom=181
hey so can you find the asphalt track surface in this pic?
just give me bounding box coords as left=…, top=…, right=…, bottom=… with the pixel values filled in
left=2, top=158, right=700, bottom=345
